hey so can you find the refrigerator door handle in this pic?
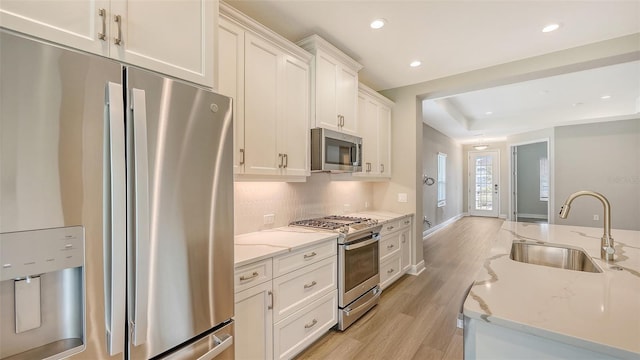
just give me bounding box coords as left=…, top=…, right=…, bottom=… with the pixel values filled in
left=105, top=82, right=127, bottom=356
left=131, top=88, right=150, bottom=346
left=196, top=334, right=233, bottom=360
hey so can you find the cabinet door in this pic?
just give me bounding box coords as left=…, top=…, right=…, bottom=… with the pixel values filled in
left=235, top=281, right=274, bottom=360
left=358, top=94, right=379, bottom=175
left=337, top=66, right=359, bottom=135
left=378, top=104, right=391, bottom=177
left=109, top=0, right=215, bottom=87
left=281, top=55, right=310, bottom=176
left=400, top=227, right=411, bottom=272
left=314, top=50, right=340, bottom=131
left=0, top=0, right=109, bottom=56
left=218, top=18, right=245, bottom=174
left=244, top=33, right=280, bottom=175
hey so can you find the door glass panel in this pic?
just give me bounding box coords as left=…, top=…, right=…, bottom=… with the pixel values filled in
left=475, top=155, right=493, bottom=211
left=344, top=242, right=379, bottom=292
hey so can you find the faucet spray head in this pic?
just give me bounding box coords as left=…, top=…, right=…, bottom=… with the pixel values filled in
left=559, top=203, right=571, bottom=218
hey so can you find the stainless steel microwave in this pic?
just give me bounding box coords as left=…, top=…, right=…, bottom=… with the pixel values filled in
left=311, top=128, right=362, bottom=172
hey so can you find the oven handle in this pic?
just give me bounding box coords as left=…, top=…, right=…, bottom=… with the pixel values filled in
left=343, top=237, right=379, bottom=251
left=344, top=287, right=381, bottom=316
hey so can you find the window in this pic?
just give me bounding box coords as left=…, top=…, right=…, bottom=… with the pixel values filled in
left=540, top=157, right=549, bottom=201
left=437, top=152, right=447, bottom=207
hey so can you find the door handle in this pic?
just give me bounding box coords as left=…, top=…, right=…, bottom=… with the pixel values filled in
left=113, top=15, right=123, bottom=45
left=105, top=82, right=126, bottom=356
left=98, top=9, right=107, bottom=41
left=130, top=88, right=150, bottom=346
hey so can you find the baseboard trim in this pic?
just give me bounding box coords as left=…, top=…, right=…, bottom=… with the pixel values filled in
left=499, top=213, right=508, bottom=219
left=422, top=213, right=465, bottom=239
left=517, top=213, right=547, bottom=219
left=407, top=260, right=425, bottom=276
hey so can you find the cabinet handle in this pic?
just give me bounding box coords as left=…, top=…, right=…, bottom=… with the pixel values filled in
left=114, top=15, right=122, bottom=45
left=239, top=271, right=258, bottom=281
left=278, top=153, right=283, bottom=168
left=304, top=280, right=317, bottom=289
left=337, top=114, right=341, bottom=127
left=387, top=226, right=394, bottom=230
left=404, top=220, right=410, bottom=225
left=283, top=154, right=288, bottom=168
left=366, top=162, right=371, bottom=172
left=239, top=149, right=245, bottom=165
left=387, top=268, right=395, bottom=274
left=303, top=251, right=317, bottom=259
left=304, top=319, right=318, bottom=329
left=380, top=164, right=385, bottom=173
left=387, top=244, right=394, bottom=250
left=98, top=9, right=107, bottom=41
left=341, top=115, right=345, bottom=127
left=402, top=235, right=406, bottom=243
left=267, top=291, right=273, bottom=310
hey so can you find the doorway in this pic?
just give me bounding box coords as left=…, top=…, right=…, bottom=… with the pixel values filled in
left=468, top=150, right=500, bottom=217
left=510, top=141, right=549, bottom=223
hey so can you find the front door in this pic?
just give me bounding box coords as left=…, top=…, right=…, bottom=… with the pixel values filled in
left=469, top=151, right=500, bottom=217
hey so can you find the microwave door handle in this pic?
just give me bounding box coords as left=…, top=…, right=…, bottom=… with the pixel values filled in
left=105, top=82, right=126, bottom=356
left=344, top=237, right=378, bottom=251
left=131, top=88, right=150, bottom=346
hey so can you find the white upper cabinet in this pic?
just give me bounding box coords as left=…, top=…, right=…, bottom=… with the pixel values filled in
left=356, top=83, right=393, bottom=179
left=218, top=3, right=312, bottom=181
left=297, top=35, right=363, bottom=136
left=1, top=0, right=216, bottom=88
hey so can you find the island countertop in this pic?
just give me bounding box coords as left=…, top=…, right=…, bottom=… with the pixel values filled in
left=463, top=221, right=640, bottom=358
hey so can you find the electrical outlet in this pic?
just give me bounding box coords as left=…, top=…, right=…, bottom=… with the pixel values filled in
left=398, top=193, right=408, bottom=203
left=264, top=214, right=275, bottom=225
left=593, top=214, right=599, bottom=221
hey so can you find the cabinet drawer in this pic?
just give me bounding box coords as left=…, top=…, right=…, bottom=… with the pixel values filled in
left=399, top=216, right=412, bottom=229
left=380, top=253, right=402, bottom=290
left=235, top=258, right=273, bottom=293
left=379, top=219, right=401, bottom=237
left=379, top=233, right=401, bottom=261
left=273, top=256, right=337, bottom=322
left=273, top=290, right=337, bottom=360
left=273, top=239, right=336, bottom=277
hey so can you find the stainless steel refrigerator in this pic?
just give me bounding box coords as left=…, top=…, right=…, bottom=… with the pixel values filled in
left=0, top=29, right=234, bottom=359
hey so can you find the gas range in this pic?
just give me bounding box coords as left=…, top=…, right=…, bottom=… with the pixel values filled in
left=289, top=215, right=382, bottom=243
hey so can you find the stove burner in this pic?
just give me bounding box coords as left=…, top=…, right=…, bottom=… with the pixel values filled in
left=289, top=215, right=378, bottom=232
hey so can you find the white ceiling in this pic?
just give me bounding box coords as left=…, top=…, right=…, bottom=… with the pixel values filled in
left=224, top=0, right=640, bottom=142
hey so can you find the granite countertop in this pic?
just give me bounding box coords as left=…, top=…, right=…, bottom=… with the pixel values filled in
left=234, top=227, right=338, bottom=267
left=463, top=221, right=640, bottom=358
left=234, top=211, right=413, bottom=267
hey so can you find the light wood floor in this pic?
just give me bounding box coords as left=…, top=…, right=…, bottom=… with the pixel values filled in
left=295, top=216, right=504, bottom=360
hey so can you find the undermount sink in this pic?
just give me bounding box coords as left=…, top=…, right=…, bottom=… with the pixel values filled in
left=510, top=241, right=602, bottom=273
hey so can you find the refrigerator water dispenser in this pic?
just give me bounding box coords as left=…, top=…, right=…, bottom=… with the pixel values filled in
left=0, top=227, right=85, bottom=360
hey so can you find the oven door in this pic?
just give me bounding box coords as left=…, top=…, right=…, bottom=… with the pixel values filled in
left=339, top=234, right=380, bottom=307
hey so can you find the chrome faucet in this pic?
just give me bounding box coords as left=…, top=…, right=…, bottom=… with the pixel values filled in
left=559, top=190, right=615, bottom=262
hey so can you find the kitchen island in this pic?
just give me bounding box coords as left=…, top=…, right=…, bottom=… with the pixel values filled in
left=463, top=221, right=640, bottom=359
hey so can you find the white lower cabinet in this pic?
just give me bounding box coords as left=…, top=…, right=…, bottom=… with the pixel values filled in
left=273, top=290, right=338, bottom=360
left=235, top=281, right=274, bottom=360
left=234, top=239, right=338, bottom=359
left=379, top=215, right=413, bottom=290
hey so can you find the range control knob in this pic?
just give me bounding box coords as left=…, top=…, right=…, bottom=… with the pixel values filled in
left=339, top=226, right=350, bottom=234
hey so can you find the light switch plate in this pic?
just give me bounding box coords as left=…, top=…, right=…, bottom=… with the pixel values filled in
left=398, top=193, right=408, bottom=203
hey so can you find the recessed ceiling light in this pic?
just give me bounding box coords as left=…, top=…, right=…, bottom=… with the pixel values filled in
left=370, top=19, right=386, bottom=29
left=485, top=111, right=493, bottom=115
left=542, top=23, right=560, bottom=33
left=601, top=95, right=612, bottom=100
left=410, top=60, right=421, bottom=68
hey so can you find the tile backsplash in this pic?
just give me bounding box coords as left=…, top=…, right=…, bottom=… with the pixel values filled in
left=234, top=173, right=374, bottom=235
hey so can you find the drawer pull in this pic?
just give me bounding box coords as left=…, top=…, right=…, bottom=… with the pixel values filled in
left=304, top=319, right=318, bottom=329
left=404, top=220, right=410, bottom=225
left=387, top=226, right=394, bottom=230
left=303, top=252, right=317, bottom=259
left=267, top=291, right=273, bottom=310
left=239, top=271, right=258, bottom=281
left=387, top=268, right=395, bottom=274
left=387, top=244, right=394, bottom=250
left=303, top=280, right=317, bottom=289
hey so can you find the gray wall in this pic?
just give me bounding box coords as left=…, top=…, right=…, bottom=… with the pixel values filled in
left=422, top=124, right=463, bottom=231
left=516, top=142, right=548, bottom=218
left=554, top=119, right=639, bottom=231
